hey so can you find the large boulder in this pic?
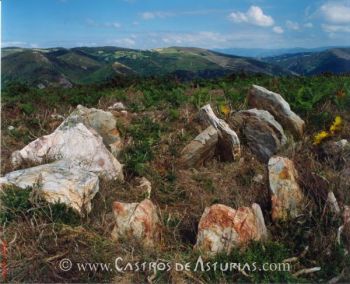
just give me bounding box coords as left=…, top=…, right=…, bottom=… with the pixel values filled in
left=248, top=85, right=305, bottom=138
left=0, top=161, right=99, bottom=214
left=195, top=203, right=267, bottom=255
left=111, top=199, right=161, bottom=247
left=230, top=109, right=287, bottom=162
left=180, top=126, right=218, bottom=168
left=268, top=156, right=305, bottom=221
left=199, top=104, right=241, bottom=161
left=11, top=123, right=123, bottom=180
left=61, top=105, right=123, bottom=157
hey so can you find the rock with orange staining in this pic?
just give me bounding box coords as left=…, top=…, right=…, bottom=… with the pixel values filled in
left=111, top=199, right=161, bottom=247
left=268, top=156, right=305, bottom=221
left=195, top=203, right=267, bottom=255
left=248, top=85, right=305, bottom=138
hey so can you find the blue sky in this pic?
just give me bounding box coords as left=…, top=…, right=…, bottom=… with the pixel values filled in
left=3, top=0, right=350, bottom=49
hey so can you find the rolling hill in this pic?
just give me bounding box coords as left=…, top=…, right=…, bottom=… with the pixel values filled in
left=1, top=46, right=290, bottom=87
left=264, top=48, right=350, bottom=75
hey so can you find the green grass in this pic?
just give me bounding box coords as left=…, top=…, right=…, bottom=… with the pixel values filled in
left=0, top=185, right=81, bottom=226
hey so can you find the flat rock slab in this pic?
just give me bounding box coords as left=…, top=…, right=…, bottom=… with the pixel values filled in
left=268, top=156, right=305, bottom=221
left=231, top=109, right=287, bottom=162
left=195, top=203, right=267, bottom=255
left=248, top=85, right=305, bottom=138
left=0, top=161, right=99, bottom=214
left=111, top=199, right=161, bottom=247
left=11, top=123, right=124, bottom=181
left=180, top=126, right=218, bottom=168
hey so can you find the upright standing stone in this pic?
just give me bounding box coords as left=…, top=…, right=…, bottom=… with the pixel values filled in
left=268, top=156, right=305, bottom=220
left=248, top=85, right=305, bottom=138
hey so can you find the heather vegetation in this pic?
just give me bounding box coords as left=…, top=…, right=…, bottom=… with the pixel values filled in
left=1, top=74, right=350, bottom=282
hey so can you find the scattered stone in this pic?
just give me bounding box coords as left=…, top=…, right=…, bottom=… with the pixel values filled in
left=136, top=177, right=152, bottom=198
left=7, top=126, right=15, bottom=131
left=0, top=161, right=99, bottom=214
left=231, top=108, right=287, bottom=162
left=195, top=203, right=267, bottom=255
left=321, top=139, right=350, bottom=166
left=61, top=105, right=123, bottom=157
left=248, top=85, right=305, bottom=138
left=50, top=114, right=65, bottom=120
left=11, top=122, right=124, bottom=181
left=37, top=83, right=46, bottom=89
left=180, top=126, right=218, bottom=168
left=253, top=174, right=264, bottom=184
left=327, top=191, right=340, bottom=214
left=199, top=104, right=240, bottom=161
left=108, top=102, right=126, bottom=111
left=268, top=156, right=305, bottom=221
left=111, top=199, right=161, bottom=247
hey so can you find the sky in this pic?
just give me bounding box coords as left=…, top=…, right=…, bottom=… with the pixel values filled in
left=2, top=0, right=350, bottom=50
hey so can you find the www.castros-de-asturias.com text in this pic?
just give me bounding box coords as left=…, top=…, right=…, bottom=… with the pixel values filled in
left=58, top=256, right=291, bottom=273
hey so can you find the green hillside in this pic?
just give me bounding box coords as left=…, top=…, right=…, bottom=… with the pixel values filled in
left=265, top=48, right=350, bottom=75
left=1, top=46, right=291, bottom=87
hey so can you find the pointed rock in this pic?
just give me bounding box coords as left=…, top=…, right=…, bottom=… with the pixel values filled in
left=0, top=161, right=99, bottom=214
left=268, top=156, right=305, bottom=221
left=136, top=177, right=152, bottom=198
left=195, top=203, right=267, bottom=255
left=180, top=126, right=218, bottom=168
left=61, top=105, right=123, bottom=157
left=199, top=104, right=240, bottom=161
left=231, top=108, right=287, bottom=162
left=248, top=85, right=305, bottom=138
left=11, top=123, right=123, bottom=180
left=111, top=199, right=161, bottom=247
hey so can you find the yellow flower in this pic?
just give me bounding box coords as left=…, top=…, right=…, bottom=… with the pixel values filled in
left=313, top=116, right=343, bottom=145
left=329, top=116, right=342, bottom=134
left=313, top=131, right=330, bottom=145
left=219, top=104, right=231, bottom=116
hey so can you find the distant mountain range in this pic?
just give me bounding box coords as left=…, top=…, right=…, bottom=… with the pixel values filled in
left=1, top=46, right=290, bottom=87
left=264, top=48, right=350, bottom=75
left=2, top=46, right=350, bottom=88
left=214, top=46, right=345, bottom=58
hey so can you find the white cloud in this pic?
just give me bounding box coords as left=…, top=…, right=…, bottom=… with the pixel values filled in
left=112, top=37, right=136, bottom=47
left=322, top=24, right=350, bottom=33
left=273, top=26, right=284, bottom=34
left=320, top=1, right=350, bottom=24
left=228, top=6, right=274, bottom=27
left=304, top=22, right=313, bottom=28
left=141, top=11, right=173, bottom=20
left=286, top=20, right=300, bottom=30
left=2, top=41, right=27, bottom=47
left=161, top=31, right=228, bottom=46
left=105, top=22, right=121, bottom=28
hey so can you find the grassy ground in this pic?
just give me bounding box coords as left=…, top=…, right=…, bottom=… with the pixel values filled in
left=1, top=74, right=350, bottom=282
